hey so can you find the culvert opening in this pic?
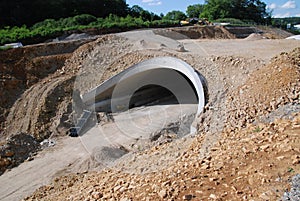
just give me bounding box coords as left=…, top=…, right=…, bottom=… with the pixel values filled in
left=129, top=84, right=179, bottom=109
left=71, top=57, right=208, bottom=137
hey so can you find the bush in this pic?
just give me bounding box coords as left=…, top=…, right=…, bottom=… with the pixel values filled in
left=31, top=19, right=58, bottom=30
left=0, top=26, right=32, bottom=44
left=73, top=14, right=97, bottom=25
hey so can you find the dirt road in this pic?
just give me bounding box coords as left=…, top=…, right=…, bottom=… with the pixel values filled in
left=0, top=104, right=196, bottom=201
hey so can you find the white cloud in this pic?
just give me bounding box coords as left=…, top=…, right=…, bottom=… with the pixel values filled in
left=142, top=0, right=162, bottom=6
left=296, top=13, right=300, bottom=17
left=267, top=3, right=277, bottom=10
left=281, top=1, right=296, bottom=9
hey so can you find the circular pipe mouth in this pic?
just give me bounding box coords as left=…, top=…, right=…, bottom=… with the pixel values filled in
left=82, top=56, right=207, bottom=115
left=129, top=84, right=179, bottom=109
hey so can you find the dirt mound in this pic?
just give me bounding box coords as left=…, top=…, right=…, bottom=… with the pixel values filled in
left=2, top=28, right=300, bottom=200
left=24, top=113, right=300, bottom=200
left=0, top=133, right=40, bottom=175
left=244, top=33, right=265, bottom=40
left=23, top=45, right=300, bottom=200
left=258, top=25, right=294, bottom=39
left=225, top=48, right=300, bottom=131
left=153, top=29, right=190, bottom=40
left=169, top=26, right=235, bottom=39
left=0, top=39, right=92, bottom=139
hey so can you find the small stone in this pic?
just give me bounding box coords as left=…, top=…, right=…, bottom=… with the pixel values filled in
left=183, top=194, right=194, bottom=200
left=119, top=187, right=126, bottom=193
left=292, top=159, right=300, bottom=165
left=209, top=194, right=217, bottom=199
left=114, top=185, right=122, bottom=192
left=259, top=193, right=270, bottom=200
left=209, top=178, right=218, bottom=182
left=177, top=44, right=187, bottom=52
left=162, top=180, right=171, bottom=186
left=292, top=155, right=300, bottom=164
left=158, top=189, right=167, bottom=198
left=276, top=156, right=285, bottom=160
left=260, top=144, right=269, bottom=151
left=92, top=192, right=103, bottom=199
left=201, top=164, right=210, bottom=170
left=4, top=151, right=14, bottom=157
left=231, top=186, right=237, bottom=191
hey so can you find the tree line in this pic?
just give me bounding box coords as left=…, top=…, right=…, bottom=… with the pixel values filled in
left=0, top=14, right=178, bottom=45
left=163, top=0, right=271, bottom=24
left=1, top=0, right=272, bottom=28
left=1, top=0, right=294, bottom=46
left=0, top=0, right=127, bottom=27
left=0, top=0, right=157, bottom=27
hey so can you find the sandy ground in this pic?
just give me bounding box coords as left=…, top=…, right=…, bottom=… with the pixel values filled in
left=0, top=28, right=300, bottom=200
left=0, top=104, right=196, bottom=201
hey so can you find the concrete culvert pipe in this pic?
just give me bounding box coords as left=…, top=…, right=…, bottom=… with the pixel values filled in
left=71, top=57, right=208, bottom=137
left=82, top=57, right=207, bottom=115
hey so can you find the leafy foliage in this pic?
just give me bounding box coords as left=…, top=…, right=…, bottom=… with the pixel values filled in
left=0, top=0, right=129, bottom=27
left=186, top=4, right=205, bottom=18
left=200, top=0, right=271, bottom=24
left=163, top=11, right=187, bottom=21
left=129, top=5, right=161, bottom=21
left=0, top=14, right=178, bottom=45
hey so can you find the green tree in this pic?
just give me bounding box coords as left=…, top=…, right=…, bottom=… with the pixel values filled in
left=200, top=0, right=231, bottom=20
left=129, top=5, right=161, bottom=21
left=130, top=5, right=144, bottom=18
left=186, top=4, right=204, bottom=18
left=163, top=11, right=187, bottom=21
left=200, top=0, right=270, bottom=23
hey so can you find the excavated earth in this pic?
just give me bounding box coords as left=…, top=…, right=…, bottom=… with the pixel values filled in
left=0, top=26, right=299, bottom=200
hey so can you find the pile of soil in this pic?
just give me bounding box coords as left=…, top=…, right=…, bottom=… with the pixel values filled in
left=24, top=46, right=300, bottom=200
left=225, top=48, right=300, bottom=131
left=244, top=33, right=265, bottom=41
left=0, top=39, right=92, bottom=141
left=1, top=26, right=299, bottom=200
left=258, top=25, right=294, bottom=39
left=0, top=133, right=40, bottom=175
left=24, top=114, right=300, bottom=201
left=169, top=26, right=236, bottom=39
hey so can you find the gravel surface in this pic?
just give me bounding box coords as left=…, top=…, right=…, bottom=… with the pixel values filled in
left=283, top=174, right=300, bottom=201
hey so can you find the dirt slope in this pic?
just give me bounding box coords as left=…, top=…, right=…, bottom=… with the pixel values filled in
left=0, top=26, right=299, bottom=200
left=0, top=39, right=93, bottom=140
left=24, top=115, right=300, bottom=200
left=23, top=42, right=300, bottom=200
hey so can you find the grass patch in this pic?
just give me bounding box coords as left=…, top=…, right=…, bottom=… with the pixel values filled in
left=0, top=46, right=12, bottom=51
left=253, top=127, right=262, bottom=133
left=288, top=167, right=295, bottom=173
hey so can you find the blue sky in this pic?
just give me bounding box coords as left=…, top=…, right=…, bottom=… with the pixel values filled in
left=127, top=0, right=300, bottom=18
